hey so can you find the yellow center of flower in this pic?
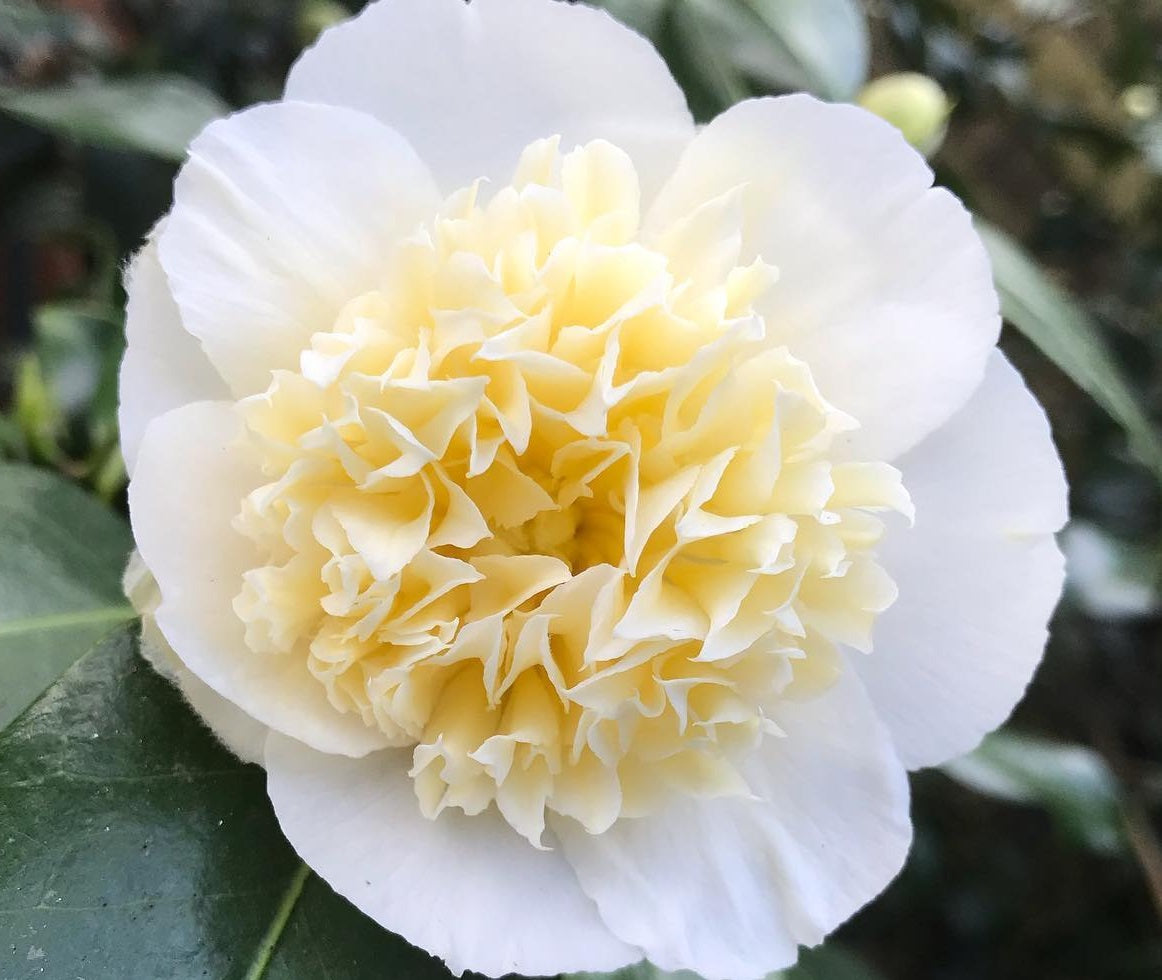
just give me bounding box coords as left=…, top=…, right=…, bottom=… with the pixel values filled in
left=232, top=137, right=912, bottom=844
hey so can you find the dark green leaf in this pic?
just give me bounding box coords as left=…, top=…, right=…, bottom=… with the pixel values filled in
left=0, top=0, right=66, bottom=54
left=977, top=220, right=1162, bottom=482
left=730, top=0, right=869, bottom=101
left=0, top=463, right=133, bottom=727
left=28, top=302, right=125, bottom=431
left=0, top=627, right=457, bottom=979
left=1060, top=520, right=1160, bottom=618
left=1137, top=116, right=1162, bottom=174
left=12, top=355, right=60, bottom=463
left=784, top=945, right=889, bottom=980
left=664, top=0, right=753, bottom=121
left=0, top=414, right=26, bottom=458
left=943, top=732, right=1124, bottom=854
left=589, top=0, right=670, bottom=38
left=671, top=0, right=869, bottom=108
left=565, top=943, right=883, bottom=980
left=0, top=75, right=228, bottom=162
left=0, top=0, right=115, bottom=59
left=567, top=962, right=702, bottom=980
left=10, top=303, right=127, bottom=495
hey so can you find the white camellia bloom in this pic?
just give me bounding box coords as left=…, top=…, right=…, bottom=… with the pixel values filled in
left=119, top=0, right=1068, bottom=976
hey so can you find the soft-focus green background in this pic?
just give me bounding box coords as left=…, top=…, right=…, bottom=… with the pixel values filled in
left=1, top=2, right=1161, bottom=978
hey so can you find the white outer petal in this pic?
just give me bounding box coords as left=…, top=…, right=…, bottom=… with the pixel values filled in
left=647, top=94, right=999, bottom=461
left=128, top=401, right=390, bottom=758
left=141, top=620, right=270, bottom=767
left=159, top=100, right=440, bottom=396
left=265, top=734, right=641, bottom=978
left=125, top=550, right=269, bottom=766
left=553, top=671, right=911, bottom=980
left=857, top=351, right=1068, bottom=769
left=284, top=0, right=695, bottom=196
left=117, top=233, right=228, bottom=476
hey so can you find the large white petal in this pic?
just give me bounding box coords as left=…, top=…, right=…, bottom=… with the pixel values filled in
left=118, top=234, right=228, bottom=476
left=857, top=351, right=1068, bottom=770
left=124, top=550, right=269, bottom=766
left=143, top=620, right=270, bottom=767
left=554, top=671, right=911, bottom=980
left=265, top=734, right=640, bottom=978
left=647, top=95, right=999, bottom=461
left=159, top=101, right=439, bottom=396
left=284, top=0, right=694, bottom=195
left=128, top=401, right=390, bottom=758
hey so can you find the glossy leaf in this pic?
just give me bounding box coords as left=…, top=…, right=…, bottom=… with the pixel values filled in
left=664, top=0, right=752, bottom=120
left=593, top=0, right=670, bottom=38
left=730, top=0, right=869, bottom=101
left=1061, top=520, right=1160, bottom=618
left=782, top=945, right=889, bottom=980
left=943, top=732, right=1124, bottom=854
left=0, top=0, right=67, bottom=53
left=0, top=75, right=228, bottom=162
left=31, top=304, right=124, bottom=423
left=565, top=944, right=884, bottom=980
left=12, top=303, right=125, bottom=466
left=0, top=463, right=134, bottom=727
left=567, top=963, right=702, bottom=980
left=0, top=626, right=457, bottom=979
left=667, top=0, right=868, bottom=113
left=978, top=220, right=1162, bottom=482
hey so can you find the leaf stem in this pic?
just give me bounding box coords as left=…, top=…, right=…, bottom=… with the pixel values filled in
left=243, top=861, right=312, bottom=980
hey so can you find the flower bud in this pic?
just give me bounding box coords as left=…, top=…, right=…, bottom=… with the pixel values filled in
left=858, top=72, right=953, bottom=157
left=1120, top=83, right=1159, bottom=121
left=297, top=0, right=349, bottom=48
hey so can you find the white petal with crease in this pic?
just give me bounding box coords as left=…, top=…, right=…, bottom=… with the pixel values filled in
left=855, top=351, right=1068, bottom=769
left=285, top=0, right=694, bottom=194
left=647, top=95, right=999, bottom=461
left=128, top=401, right=390, bottom=758
left=125, top=549, right=269, bottom=765
left=159, top=101, right=439, bottom=395
left=266, top=733, right=640, bottom=978
left=118, top=234, right=228, bottom=475
left=554, top=671, right=911, bottom=980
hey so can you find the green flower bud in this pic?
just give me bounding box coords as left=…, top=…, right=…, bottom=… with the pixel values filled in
left=1120, top=84, right=1159, bottom=121
left=858, top=72, right=953, bottom=158
left=297, top=0, right=350, bottom=48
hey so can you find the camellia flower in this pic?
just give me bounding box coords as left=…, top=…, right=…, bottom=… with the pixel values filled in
left=119, top=0, right=1068, bottom=977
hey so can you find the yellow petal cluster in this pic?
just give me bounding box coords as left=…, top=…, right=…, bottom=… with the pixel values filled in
left=231, top=137, right=912, bottom=844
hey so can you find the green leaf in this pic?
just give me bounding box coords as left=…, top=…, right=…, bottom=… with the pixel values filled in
left=671, top=0, right=868, bottom=110
left=12, top=354, right=60, bottom=463
left=664, top=0, right=753, bottom=121
left=567, top=963, right=703, bottom=980
left=0, top=627, right=457, bottom=979
left=731, top=0, right=869, bottom=101
left=943, top=732, right=1124, bottom=854
left=782, top=945, right=888, bottom=980
left=0, top=463, right=134, bottom=728
left=0, top=413, right=26, bottom=458
left=566, top=943, right=883, bottom=980
left=1061, top=520, right=1161, bottom=618
left=977, top=220, right=1162, bottom=481
left=10, top=303, right=128, bottom=494
left=590, top=0, right=670, bottom=38
left=23, top=302, right=125, bottom=433
left=0, top=75, right=228, bottom=162
left=0, top=0, right=66, bottom=53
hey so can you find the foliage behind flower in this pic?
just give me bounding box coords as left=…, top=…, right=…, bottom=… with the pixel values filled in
left=119, top=0, right=1068, bottom=977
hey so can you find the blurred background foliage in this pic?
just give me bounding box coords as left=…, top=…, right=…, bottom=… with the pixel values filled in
left=1, top=1, right=1161, bottom=978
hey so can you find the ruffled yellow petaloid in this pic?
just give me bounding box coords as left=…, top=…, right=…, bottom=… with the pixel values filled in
left=232, top=137, right=912, bottom=844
